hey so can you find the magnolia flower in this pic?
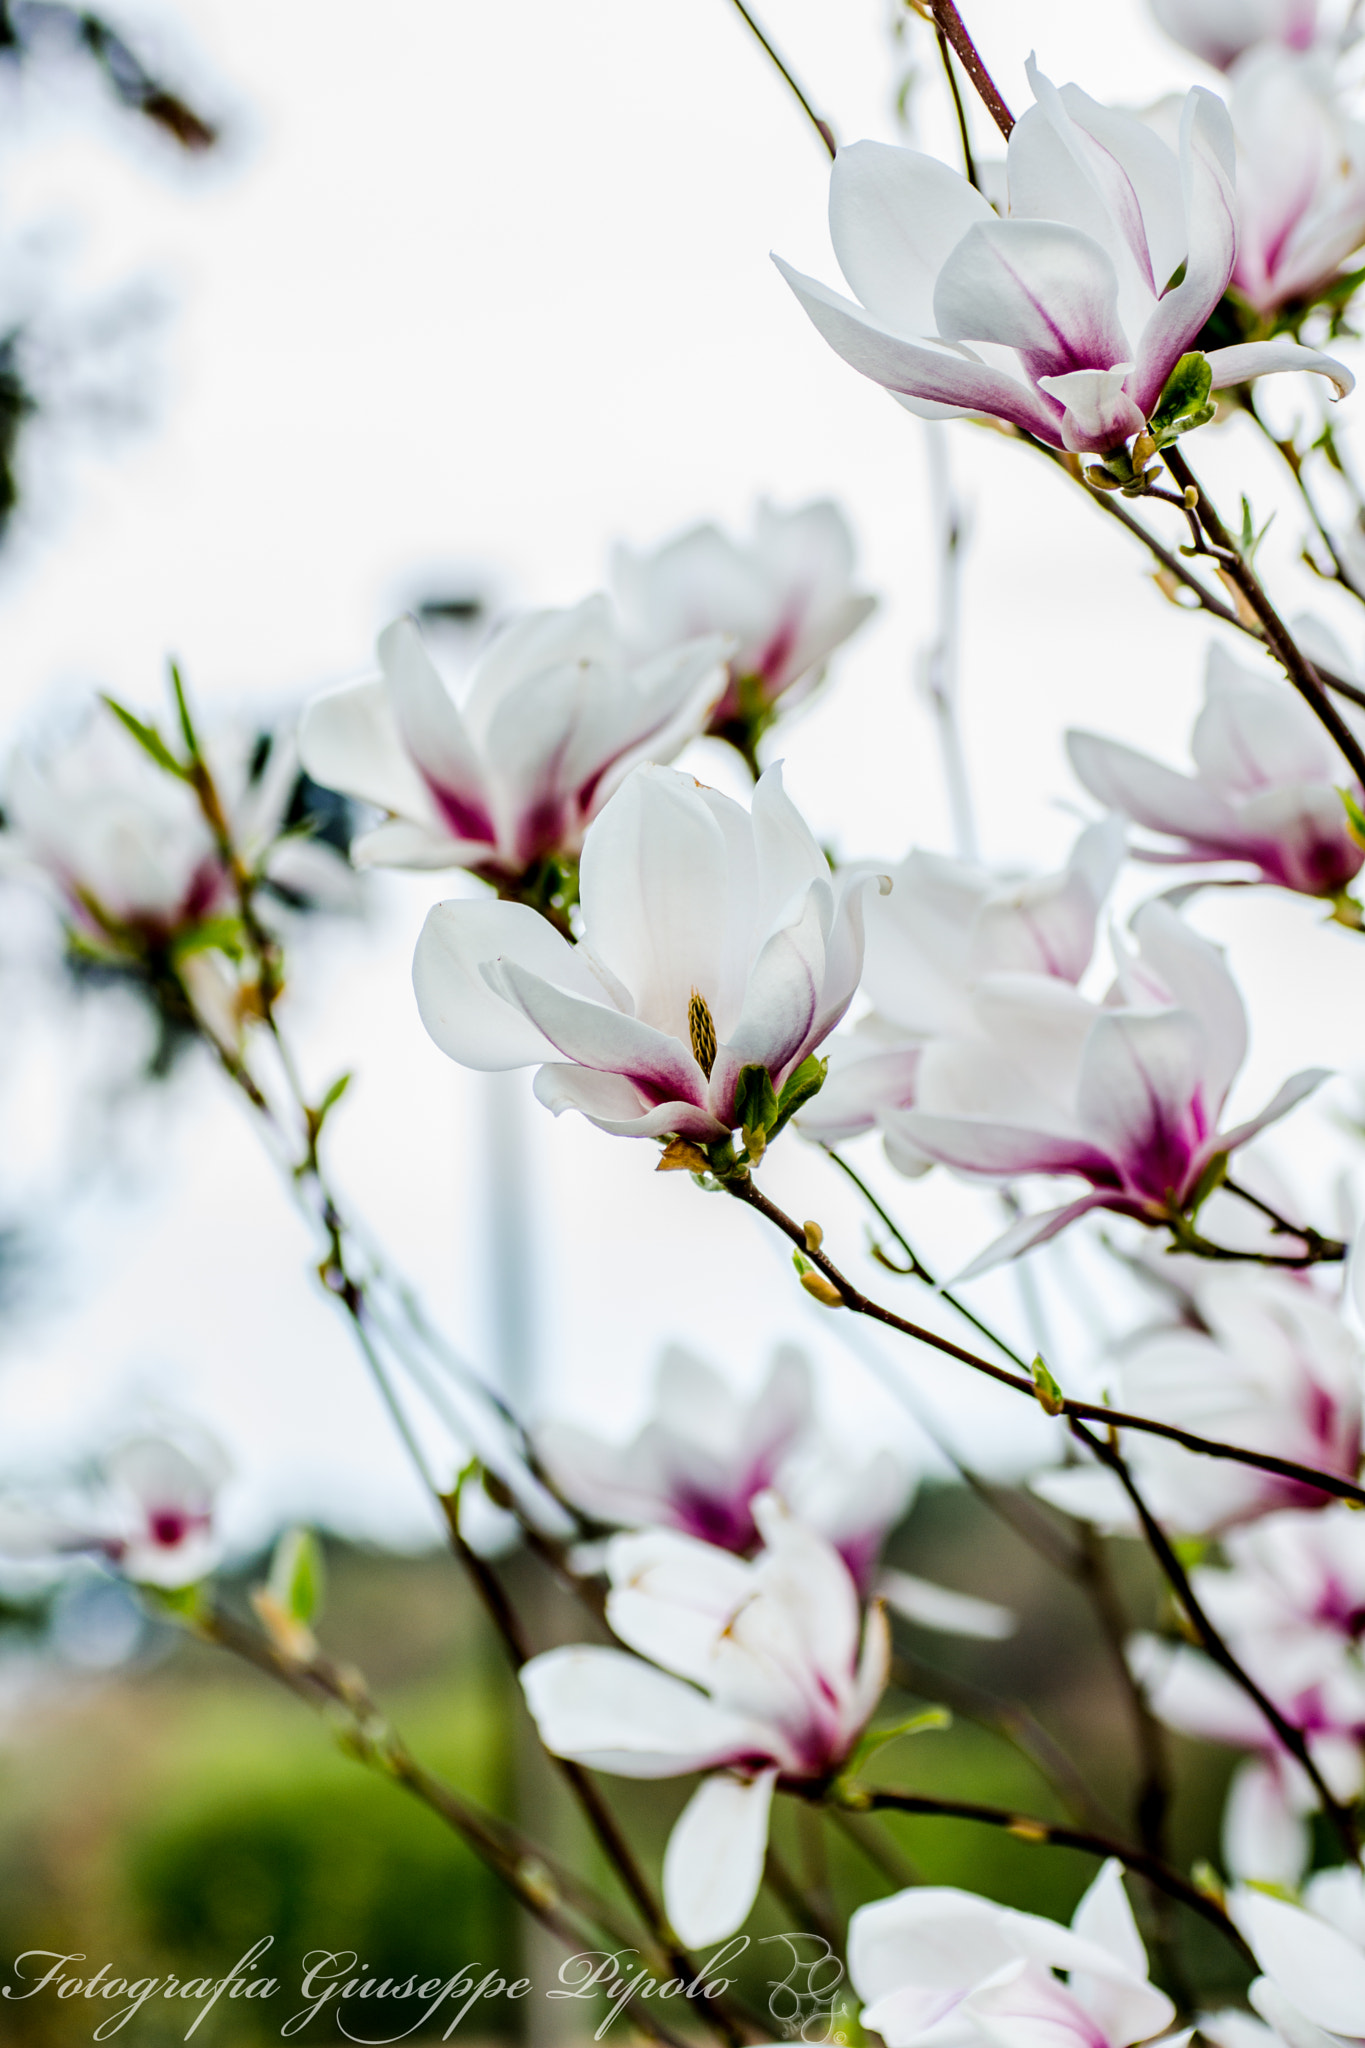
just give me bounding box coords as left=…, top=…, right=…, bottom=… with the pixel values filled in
left=797, top=819, right=1122, bottom=1176
left=414, top=763, right=884, bottom=1144
left=1148, top=0, right=1318, bottom=71
left=890, top=899, right=1326, bottom=1272
left=1230, top=1875, right=1365, bottom=2044
left=776, top=63, right=1350, bottom=462
left=1134, top=1505, right=1365, bottom=1880
left=298, top=600, right=727, bottom=883
left=1227, top=47, right=1365, bottom=316
left=537, top=1343, right=911, bottom=1587
left=520, top=1496, right=889, bottom=1946
left=1035, top=1269, right=1364, bottom=1535
left=1069, top=644, right=1364, bottom=899
left=849, top=1860, right=1176, bottom=2048
left=610, top=500, right=875, bottom=762
left=0, top=1431, right=228, bottom=1589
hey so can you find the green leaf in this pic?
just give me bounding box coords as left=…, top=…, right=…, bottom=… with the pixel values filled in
left=845, top=1708, right=952, bottom=1777
left=101, top=695, right=186, bottom=779
left=316, top=1071, right=352, bottom=1121
left=1030, top=1354, right=1066, bottom=1417
left=1342, top=786, right=1365, bottom=850
left=1185, top=1148, right=1228, bottom=1218
left=267, top=1526, right=325, bottom=1628
left=1148, top=350, right=1214, bottom=448
left=140, top=1580, right=209, bottom=1623
left=168, top=661, right=201, bottom=761
left=170, top=914, right=248, bottom=964
left=769, top=1053, right=829, bottom=1139
left=734, top=1062, right=779, bottom=1160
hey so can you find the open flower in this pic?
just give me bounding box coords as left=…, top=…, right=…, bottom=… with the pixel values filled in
left=1069, top=644, right=1365, bottom=899
left=298, top=600, right=728, bottom=885
left=849, top=1861, right=1176, bottom=2048
left=891, top=900, right=1326, bottom=1271
left=1230, top=1875, right=1365, bottom=2044
left=1148, top=0, right=1319, bottom=72
left=1035, top=1269, right=1364, bottom=1535
left=414, top=762, right=885, bottom=1144
left=0, top=1431, right=228, bottom=1589
left=1226, top=47, right=1365, bottom=317
left=776, top=63, right=1350, bottom=459
left=611, top=500, right=875, bottom=766
left=520, top=1495, right=889, bottom=1946
left=797, top=819, right=1122, bottom=1175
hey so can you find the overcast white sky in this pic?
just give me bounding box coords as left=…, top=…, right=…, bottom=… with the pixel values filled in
left=1, top=0, right=1363, bottom=1553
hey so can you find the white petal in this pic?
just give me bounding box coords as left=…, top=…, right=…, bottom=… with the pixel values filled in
left=378, top=616, right=496, bottom=843
left=1230, top=1888, right=1365, bottom=2032
left=1223, top=1758, right=1310, bottom=1885
left=298, top=678, right=440, bottom=827
left=1207, top=340, right=1355, bottom=400
left=662, top=1768, right=777, bottom=1948
left=878, top=1569, right=1016, bottom=1640
left=520, top=1646, right=765, bottom=1776
left=413, top=899, right=601, bottom=1070
left=829, top=141, right=993, bottom=336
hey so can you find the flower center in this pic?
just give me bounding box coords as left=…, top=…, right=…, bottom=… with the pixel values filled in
left=688, top=988, right=717, bottom=1079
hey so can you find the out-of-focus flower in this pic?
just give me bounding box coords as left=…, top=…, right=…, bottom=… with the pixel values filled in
left=414, top=763, right=885, bottom=1147
left=1034, top=1269, right=1364, bottom=1534
left=298, top=601, right=728, bottom=890
left=890, top=900, right=1325, bottom=1272
left=1229, top=1875, right=1365, bottom=2043
left=1069, top=644, right=1364, bottom=899
left=521, top=1495, right=889, bottom=1946
left=1226, top=49, right=1365, bottom=318
left=1134, top=1504, right=1365, bottom=1880
left=776, top=63, right=1350, bottom=462
left=0, top=1430, right=228, bottom=1589
left=798, top=820, right=1122, bottom=1176
left=610, top=500, right=875, bottom=769
left=1148, top=0, right=1318, bottom=70
left=849, top=1860, right=1176, bottom=2048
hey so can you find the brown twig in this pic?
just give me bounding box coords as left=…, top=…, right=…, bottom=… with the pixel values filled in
left=727, top=0, right=836, bottom=157
left=923, top=0, right=1013, bottom=137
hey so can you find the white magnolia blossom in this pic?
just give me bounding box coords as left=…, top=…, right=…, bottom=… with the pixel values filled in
left=298, top=600, right=727, bottom=881
left=1035, top=1269, right=1365, bottom=1536
left=1134, top=1504, right=1365, bottom=1881
left=1229, top=1874, right=1365, bottom=2045
left=520, top=1495, right=889, bottom=1947
left=413, top=762, right=885, bottom=1142
left=611, top=500, right=875, bottom=747
left=777, top=63, right=1350, bottom=461
left=797, top=819, right=1122, bottom=1176
left=849, top=1860, right=1176, bottom=2048
left=1227, top=47, right=1365, bottom=316
left=888, top=899, right=1325, bottom=1273
left=0, top=1431, right=228, bottom=1589
left=1069, top=644, right=1365, bottom=899
left=1148, top=0, right=1318, bottom=71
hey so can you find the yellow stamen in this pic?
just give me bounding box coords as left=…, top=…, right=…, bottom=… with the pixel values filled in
left=688, top=988, right=717, bottom=1079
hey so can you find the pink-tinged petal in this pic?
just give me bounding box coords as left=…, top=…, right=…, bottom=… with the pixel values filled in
left=850, top=1889, right=1018, bottom=2007
left=773, top=257, right=1068, bottom=442
left=1129, top=899, right=1249, bottom=1110
left=486, top=956, right=704, bottom=1107
left=709, top=885, right=826, bottom=1117
left=413, top=898, right=600, bottom=1070
left=1131, top=89, right=1237, bottom=414
left=1053, top=78, right=1190, bottom=304
left=1065, top=1863, right=1173, bottom=2045
left=878, top=1569, right=1016, bottom=1640
left=1128, top=1633, right=1273, bottom=1746
left=828, top=141, right=995, bottom=336
left=533, top=1063, right=727, bottom=1141
left=1230, top=1888, right=1365, bottom=2032
left=1213, top=1067, right=1331, bottom=1159
left=378, top=617, right=497, bottom=844
left=895, top=1109, right=1116, bottom=1182
left=1037, top=366, right=1146, bottom=453
left=1067, top=728, right=1243, bottom=846
left=950, top=1192, right=1122, bottom=1282
left=1207, top=340, right=1355, bottom=400
left=852, top=1599, right=893, bottom=1728
left=663, top=1768, right=777, bottom=1948
left=1237, top=784, right=1364, bottom=894
left=969, top=863, right=1105, bottom=986
left=933, top=219, right=1130, bottom=382
left=298, top=678, right=442, bottom=828
left=1223, top=1759, right=1310, bottom=1885
left=793, top=1043, right=922, bottom=1141
left=1076, top=1008, right=1205, bottom=1202
left=1194, top=645, right=1336, bottom=793
left=964, top=1961, right=1113, bottom=2048
left=520, top=1646, right=768, bottom=1777
left=350, top=819, right=495, bottom=870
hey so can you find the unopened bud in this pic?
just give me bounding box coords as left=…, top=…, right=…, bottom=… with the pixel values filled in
left=1085, top=465, right=1124, bottom=491
left=799, top=1268, right=844, bottom=1309
left=803, top=1220, right=824, bottom=1252
left=1183, top=484, right=1199, bottom=509
left=1130, top=432, right=1156, bottom=471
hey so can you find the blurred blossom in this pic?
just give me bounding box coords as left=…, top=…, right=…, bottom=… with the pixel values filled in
left=610, top=500, right=874, bottom=771
left=849, top=1861, right=1175, bottom=2048
left=1226, top=48, right=1365, bottom=318
left=1034, top=1269, right=1364, bottom=1534
left=1069, top=644, right=1365, bottom=900
left=1229, top=1874, right=1365, bottom=2042
left=798, top=819, right=1122, bottom=1176
left=776, top=63, right=1350, bottom=464
left=520, top=1494, right=888, bottom=1946
left=298, top=600, right=727, bottom=905
left=0, top=1428, right=228, bottom=1589
left=1133, top=1504, right=1365, bottom=1880
left=887, top=901, right=1325, bottom=1273
left=1147, top=0, right=1318, bottom=70
left=414, top=763, right=884, bottom=1146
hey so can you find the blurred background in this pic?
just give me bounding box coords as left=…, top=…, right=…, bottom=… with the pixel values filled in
left=0, top=0, right=1356, bottom=2031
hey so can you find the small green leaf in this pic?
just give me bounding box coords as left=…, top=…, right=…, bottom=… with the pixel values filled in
left=1148, top=350, right=1214, bottom=448
left=168, top=661, right=201, bottom=760
left=734, top=1063, right=778, bottom=1134
left=1185, top=1149, right=1228, bottom=1218
left=140, top=1580, right=209, bottom=1623
left=769, top=1053, right=829, bottom=1140
left=102, top=695, right=186, bottom=778
left=316, top=1071, right=352, bottom=1120
left=170, top=914, right=248, bottom=964
left=845, top=1708, right=952, bottom=1777
left=1030, top=1354, right=1066, bottom=1417
left=1342, top=786, right=1365, bottom=850
left=267, top=1526, right=325, bottom=1628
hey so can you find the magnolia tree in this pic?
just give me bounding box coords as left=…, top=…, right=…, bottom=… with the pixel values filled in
left=12, top=0, right=1365, bottom=2034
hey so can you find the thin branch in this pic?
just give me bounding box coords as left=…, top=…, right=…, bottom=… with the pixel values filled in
left=923, top=0, right=1012, bottom=137
left=933, top=28, right=978, bottom=189
left=727, top=0, right=836, bottom=157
